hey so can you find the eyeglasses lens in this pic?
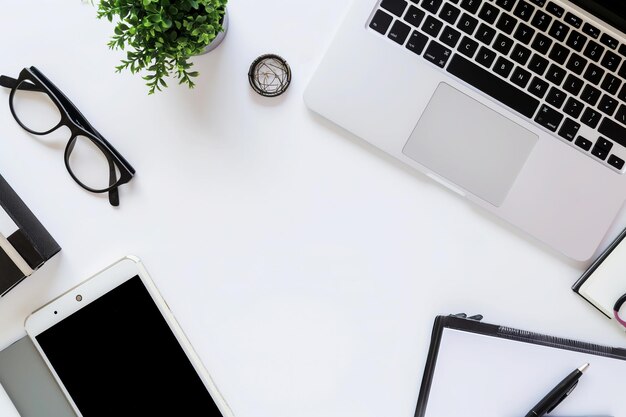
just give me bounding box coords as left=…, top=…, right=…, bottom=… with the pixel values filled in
left=12, top=81, right=62, bottom=133
left=67, top=135, right=120, bottom=192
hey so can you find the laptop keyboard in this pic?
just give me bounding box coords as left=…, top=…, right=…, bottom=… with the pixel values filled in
left=369, top=0, right=626, bottom=171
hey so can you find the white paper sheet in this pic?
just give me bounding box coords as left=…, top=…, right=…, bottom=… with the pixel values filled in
left=424, top=328, right=625, bottom=417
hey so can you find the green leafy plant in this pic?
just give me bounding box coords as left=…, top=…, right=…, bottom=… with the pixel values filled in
left=97, top=0, right=227, bottom=94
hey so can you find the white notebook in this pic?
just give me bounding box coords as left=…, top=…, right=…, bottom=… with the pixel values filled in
left=573, top=228, right=626, bottom=323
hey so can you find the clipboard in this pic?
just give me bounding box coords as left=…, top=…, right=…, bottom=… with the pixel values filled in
left=414, top=315, right=626, bottom=417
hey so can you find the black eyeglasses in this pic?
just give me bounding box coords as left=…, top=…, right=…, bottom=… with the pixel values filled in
left=0, top=66, right=135, bottom=206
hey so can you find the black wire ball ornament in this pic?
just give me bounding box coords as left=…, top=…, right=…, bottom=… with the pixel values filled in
left=248, top=54, right=292, bottom=97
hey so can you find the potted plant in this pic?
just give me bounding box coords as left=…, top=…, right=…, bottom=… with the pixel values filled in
left=97, top=0, right=228, bottom=94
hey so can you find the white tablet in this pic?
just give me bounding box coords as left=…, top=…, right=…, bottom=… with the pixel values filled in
left=24, top=256, right=234, bottom=417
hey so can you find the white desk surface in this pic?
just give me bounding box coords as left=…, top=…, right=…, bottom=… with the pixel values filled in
left=1, top=1, right=626, bottom=416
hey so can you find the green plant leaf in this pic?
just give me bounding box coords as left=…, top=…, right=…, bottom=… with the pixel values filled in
left=97, top=0, right=228, bottom=93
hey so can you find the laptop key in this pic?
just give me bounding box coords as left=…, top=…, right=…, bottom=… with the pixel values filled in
left=530, top=10, right=551, bottom=32
left=600, top=51, right=621, bottom=72
left=546, top=87, right=566, bottom=108
left=548, top=21, right=569, bottom=42
left=423, top=15, right=444, bottom=37
left=381, top=0, right=408, bottom=17
left=583, top=41, right=605, bottom=62
left=407, top=30, right=430, bottom=55
left=558, top=118, right=580, bottom=141
left=513, top=1, right=534, bottom=22
left=405, top=5, right=426, bottom=27
left=514, top=23, right=535, bottom=44
left=494, top=56, right=515, bottom=78
left=583, top=64, right=604, bottom=85
left=460, top=0, right=482, bottom=14
left=563, top=74, right=584, bottom=95
left=591, top=139, right=612, bottom=161
left=618, top=85, right=626, bottom=102
left=496, top=13, right=518, bottom=35
left=565, top=32, right=587, bottom=53
left=598, top=95, right=618, bottom=116
left=511, top=66, right=532, bottom=88
left=619, top=62, right=626, bottom=79
left=545, top=1, right=564, bottom=18
left=422, top=0, right=443, bottom=14
left=446, top=54, right=540, bottom=118
left=601, top=74, right=621, bottom=95
left=563, top=12, right=583, bottom=29
left=563, top=97, right=584, bottom=118
left=535, top=104, right=564, bottom=131
left=478, top=3, right=499, bottom=24
left=459, top=36, right=479, bottom=57
left=620, top=45, right=626, bottom=58
left=528, top=54, right=549, bottom=75
left=439, top=3, right=461, bottom=24
left=494, top=34, right=514, bottom=55
left=599, top=118, right=626, bottom=147
left=531, top=33, right=552, bottom=55
left=575, top=136, right=592, bottom=151
left=476, top=46, right=497, bottom=68
left=528, top=77, right=549, bottom=98
left=566, top=53, right=587, bottom=75
left=495, top=0, right=516, bottom=12
left=600, top=33, right=618, bottom=50
left=545, top=64, right=566, bottom=86
left=549, top=43, right=569, bottom=65
left=440, top=26, right=462, bottom=48
left=595, top=137, right=613, bottom=151
left=370, top=10, right=394, bottom=35
left=616, top=105, right=626, bottom=126
left=511, top=44, right=532, bottom=65
left=476, top=24, right=497, bottom=45
left=581, top=108, right=601, bottom=128
left=423, top=40, right=452, bottom=67
left=608, top=155, right=625, bottom=170
left=457, top=13, right=479, bottom=35
left=580, top=85, right=601, bottom=106
left=582, top=22, right=600, bottom=39
left=388, top=20, right=412, bottom=44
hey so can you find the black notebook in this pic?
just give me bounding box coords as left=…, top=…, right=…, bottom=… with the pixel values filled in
left=0, top=173, right=60, bottom=295
left=415, top=315, right=626, bottom=417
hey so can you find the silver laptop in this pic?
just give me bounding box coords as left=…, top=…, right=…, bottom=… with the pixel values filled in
left=305, top=0, right=626, bottom=261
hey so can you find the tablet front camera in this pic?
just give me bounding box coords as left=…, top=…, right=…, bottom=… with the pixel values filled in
left=76, top=295, right=82, bottom=302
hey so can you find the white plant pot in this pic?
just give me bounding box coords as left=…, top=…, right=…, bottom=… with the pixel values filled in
left=199, top=8, right=229, bottom=55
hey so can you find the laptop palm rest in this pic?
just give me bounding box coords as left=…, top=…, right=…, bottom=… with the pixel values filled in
left=0, top=337, right=76, bottom=417
left=402, top=83, right=538, bottom=206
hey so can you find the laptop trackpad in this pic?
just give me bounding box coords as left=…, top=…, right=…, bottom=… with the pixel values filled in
left=402, top=83, right=538, bottom=207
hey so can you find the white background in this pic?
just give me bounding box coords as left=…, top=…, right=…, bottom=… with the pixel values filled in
left=0, top=1, right=625, bottom=416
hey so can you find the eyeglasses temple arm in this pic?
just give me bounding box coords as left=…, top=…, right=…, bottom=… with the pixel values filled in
left=0, top=75, right=46, bottom=92
left=108, top=161, right=120, bottom=207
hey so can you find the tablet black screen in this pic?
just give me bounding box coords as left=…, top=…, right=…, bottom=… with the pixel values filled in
left=36, top=276, right=223, bottom=417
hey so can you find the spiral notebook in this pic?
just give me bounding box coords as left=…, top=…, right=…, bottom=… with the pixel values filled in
left=415, top=315, right=626, bottom=417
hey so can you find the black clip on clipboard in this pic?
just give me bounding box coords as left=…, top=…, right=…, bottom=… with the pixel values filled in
left=414, top=314, right=626, bottom=417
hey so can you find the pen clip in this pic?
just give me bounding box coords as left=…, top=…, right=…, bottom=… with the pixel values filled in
left=546, top=381, right=578, bottom=414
